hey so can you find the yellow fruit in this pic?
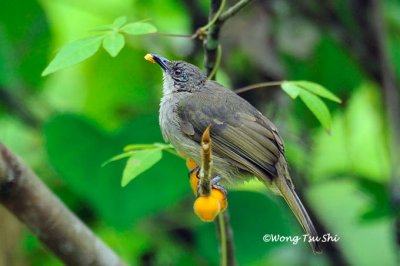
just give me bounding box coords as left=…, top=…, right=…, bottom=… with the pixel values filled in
left=211, top=188, right=227, bottom=212
left=193, top=196, right=220, bottom=222
left=189, top=171, right=199, bottom=195
left=186, top=159, right=197, bottom=171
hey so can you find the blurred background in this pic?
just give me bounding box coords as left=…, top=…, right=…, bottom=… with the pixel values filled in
left=1, top=0, right=399, bottom=265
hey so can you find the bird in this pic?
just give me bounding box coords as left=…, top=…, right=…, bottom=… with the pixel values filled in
left=145, top=53, right=322, bottom=253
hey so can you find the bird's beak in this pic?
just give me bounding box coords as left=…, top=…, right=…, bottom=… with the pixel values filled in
left=144, top=54, right=170, bottom=71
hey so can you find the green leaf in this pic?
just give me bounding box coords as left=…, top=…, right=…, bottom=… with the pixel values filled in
left=103, top=33, right=125, bottom=57
left=281, top=81, right=300, bottom=99
left=281, top=80, right=340, bottom=131
left=112, top=16, right=127, bottom=28
left=122, top=149, right=162, bottom=187
left=90, top=25, right=114, bottom=32
left=124, top=144, right=160, bottom=151
left=102, top=151, right=134, bottom=167
left=42, top=35, right=104, bottom=76
left=90, top=17, right=127, bottom=32
left=102, top=142, right=173, bottom=166
left=294, top=80, right=342, bottom=103
left=299, top=90, right=332, bottom=132
left=120, top=22, right=157, bottom=35
left=124, top=143, right=172, bottom=152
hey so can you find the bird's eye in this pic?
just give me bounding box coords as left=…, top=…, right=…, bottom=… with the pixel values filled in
left=174, top=69, right=182, bottom=76
left=171, top=67, right=188, bottom=82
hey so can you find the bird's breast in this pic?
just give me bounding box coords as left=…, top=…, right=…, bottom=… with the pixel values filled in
left=159, top=93, right=200, bottom=159
left=159, top=94, right=178, bottom=142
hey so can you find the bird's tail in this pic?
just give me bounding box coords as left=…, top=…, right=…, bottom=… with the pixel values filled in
left=274, top=157, right=322, bottom=253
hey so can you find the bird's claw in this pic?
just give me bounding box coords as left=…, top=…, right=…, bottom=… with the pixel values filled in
left=210, top=176, right=227, bottom=194
left=195, top=174, right=227, bottom=196
left=188, top=165, right=227, bottom=196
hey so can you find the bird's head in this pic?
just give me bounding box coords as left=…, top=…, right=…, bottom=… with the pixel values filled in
left=145, top=53, right=207, bottom=94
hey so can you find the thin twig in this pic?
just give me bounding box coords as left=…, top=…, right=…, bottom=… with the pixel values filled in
left=199, top=126, right=212, bottom=196
left=0, top=143, right=126, bottom=266
left=218, top=214, right=227, bottom=266
left=154, top=0, right=252, bottom=43
left=216, top=211, right=236, bottom=266
left=201, top=0, right=226, bottom=32
left=203, top=0, right=223, bottom=77
left=234, top=81, right=283, bottom=94
left=207, top=45, right=222, bottom=80
left=155, top=32, right=197, bottom=39
left=219, top=0, right=254, bottom=23
left=155, top=0, right=226, bottom=41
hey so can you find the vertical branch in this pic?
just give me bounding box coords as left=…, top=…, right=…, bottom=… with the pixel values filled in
left=203, top=2, right=228, bottom=265
left=0, top=143, right=126, bottom=266
left=199, top=126, right=212, bottom=196
left=370, top=0, right=400, bottom=255
left=201, top=1, right=253, bottom=264
left=198, top=126, right=235, bottom=266
left=180, top=0, right=208, bottom=59
left=203, top=0, right=223, bottom=78
left=202, top=1, right=252, bottom=265
left=203, top=0, right=253, bottom=78
left=217, top=210, right=236, bottom=266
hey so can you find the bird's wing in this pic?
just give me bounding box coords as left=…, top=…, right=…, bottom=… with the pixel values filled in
left=176, top=88, right=283, bottom=179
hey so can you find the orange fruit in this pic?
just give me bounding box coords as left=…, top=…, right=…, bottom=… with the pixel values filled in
left=186, top=159, right=197, bottom=171
left=193, top=196, right=220, bottom=222
left=189, top=171, right=199, bottom=195
left=211, top=188, right=227, bottom=212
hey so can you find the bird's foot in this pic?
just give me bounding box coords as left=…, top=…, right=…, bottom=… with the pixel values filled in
left=210, top=176, right=227, bottom=195
left=186, top=161, right=226, bottom=196
left=194, top=174, right=227, bottom=197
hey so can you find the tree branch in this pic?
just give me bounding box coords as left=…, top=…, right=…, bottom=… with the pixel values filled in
left=203, top=0, right=254, bottom=77
left=180, top=0, right=208, bottom=59
left=219, top=0, right=253, bottom=23
left=201, top=0, right=258, bottom=264
left=0, top=88, right=42, bottom=129
left=369, top=0, right=400, bottom=256
left=203, top=0, right=223, bottom=77
left=0, top=143, right=126, bottom=266
left=202, top=1, right=266, bottom=265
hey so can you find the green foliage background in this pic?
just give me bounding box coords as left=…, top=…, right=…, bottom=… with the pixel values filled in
left=0, top=0, right=399, bottom=265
